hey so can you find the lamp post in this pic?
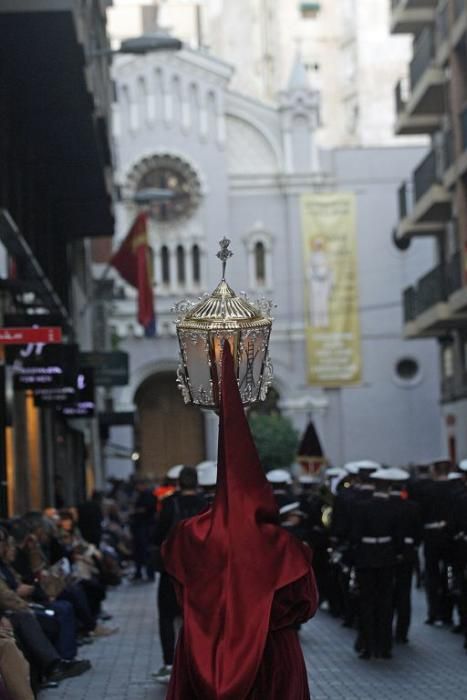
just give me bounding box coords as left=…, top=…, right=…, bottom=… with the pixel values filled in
left=174, top=239, right=274, bottom=411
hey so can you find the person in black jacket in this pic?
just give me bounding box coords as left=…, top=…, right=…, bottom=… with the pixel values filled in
left=77, top=491, right=103, bottom=548
left=152, top=466, right=207, bottom=685
left=387, top=468, right=422, bottom=644
left=351, top=468, right=400, bottom=660
left=130, top=478, right=157, bottom=582
left=451, top=460, right=467, bottom=651
left=415, top=459, right=457, bottom=626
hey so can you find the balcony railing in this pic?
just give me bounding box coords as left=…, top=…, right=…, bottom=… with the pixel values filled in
left=442, top=128, right=454, bottom=171
left=403, top=253, right=462, bottom=323
left=410, top=27, right=435, bottom=90
left=414, top=148, right=438, bottom=201
left=403, top=286, right=417, bottom=322
left=461, top=105, right=467, bottom=151
left=391, top=0, right=438, bottom=9
left=398, top=180, right=414, bottom=219
left=395, top=80, right=407, bottom=114
left=435, top=1, right=449, bottom=46
left=447, top=251, right=462, bottom=296
left=417, top=263, right=447, bottom=314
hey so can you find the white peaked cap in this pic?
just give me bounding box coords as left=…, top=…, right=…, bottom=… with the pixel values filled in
left=325, top=467, right=347, bottom=478
left=299, top=475, right=320, bottom=484
left=198, top=465, right=218, bottom=487
left=167, top=464, right=184, bottom=480
left=266, top=469, right=292, bottom=484
left=382, top=467, right=409, bottom=481
left=196, top=460, right=217, bottom=473
left=458, top=459, right=467, bottom=472
left=344, top=462, right=361, bottom=475
left=355, top=460, right=381, bottom=472
left=448, top=472, right=463, bottom=480
left=371, top=467, right=407, bottom=481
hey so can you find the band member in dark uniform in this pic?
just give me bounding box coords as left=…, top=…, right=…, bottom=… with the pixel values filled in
left=451, top=460, right=467, bottom=651
left=351, top=468, right=400, bottom=660
left=415, top=459, right=457, bottom=626
left=266, top=469, right=295, bottom=510
left=387, top=468, right=422, bottom=643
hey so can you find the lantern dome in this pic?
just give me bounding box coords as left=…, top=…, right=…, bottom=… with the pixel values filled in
left=174, top=239, right=273, bottom=410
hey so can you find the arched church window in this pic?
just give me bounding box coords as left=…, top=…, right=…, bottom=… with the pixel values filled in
left=177, top=245, right=186, bottom=285
left=120, top=84, right=131, bottom=125
left=255, top=241, right=266, bottom=285
left=192, top=244, right=201, bottom=284
left=137, top=76, right=147, bottom=124
left=161, top=246, right=170, bottom=284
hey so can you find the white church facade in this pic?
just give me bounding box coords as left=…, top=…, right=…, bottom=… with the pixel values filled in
left=104, top=46, right=443, bottom=478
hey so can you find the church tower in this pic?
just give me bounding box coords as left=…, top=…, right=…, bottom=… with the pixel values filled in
left=279, top=52, right=321, bottom=174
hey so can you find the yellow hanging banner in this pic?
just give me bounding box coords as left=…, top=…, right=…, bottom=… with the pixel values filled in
left=301, top=192, right=361, bottom=386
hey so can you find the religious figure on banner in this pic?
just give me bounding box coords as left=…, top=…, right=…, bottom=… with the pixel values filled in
left=307, top=238, right=333, bottom=328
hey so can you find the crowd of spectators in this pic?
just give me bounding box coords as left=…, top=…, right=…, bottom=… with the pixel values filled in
left=0, top=488, right=132, bottom=699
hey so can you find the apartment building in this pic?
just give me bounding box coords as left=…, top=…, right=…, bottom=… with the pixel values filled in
left=392, top=0, right=467, bottom=459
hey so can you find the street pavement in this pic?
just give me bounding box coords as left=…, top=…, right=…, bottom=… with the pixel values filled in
left=42, top=579, right=467, bottom=700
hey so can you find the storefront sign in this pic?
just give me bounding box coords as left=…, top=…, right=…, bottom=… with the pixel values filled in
left=55, top=369, right=95, bottom=418
left=0, top=327, right=62, bottom=345
left=79, top=351, right=129, bottom=387
left=11, top=344, right=78, bottom=391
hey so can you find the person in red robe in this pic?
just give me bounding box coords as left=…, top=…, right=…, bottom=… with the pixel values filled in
left=162, top=342, right=318, bottom=700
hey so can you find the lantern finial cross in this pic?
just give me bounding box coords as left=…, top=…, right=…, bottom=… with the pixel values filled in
left=217, top=238, right=233, bottom=280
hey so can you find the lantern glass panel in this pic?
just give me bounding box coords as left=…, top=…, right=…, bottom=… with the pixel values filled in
left=238, top=328, right=270, bottom=403
left=179, top=329, right=213, bottom=405
left=209, top=331, right=239, bottom=400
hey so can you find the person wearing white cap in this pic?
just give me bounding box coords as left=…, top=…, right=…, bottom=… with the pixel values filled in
left=153, top=465, right=185, bottom=516
left=415, top=459, right=458, bottom=627
left=386, top=467, right=422, bottom=644
left=167, top=464, right=184, bottom=481
left=198, top=464, right=218, bottom=505
left=350, top=468, right=400, bottom=660
left=266, top=469, right=294, bottom=510
left=452, top=459, right=467, bottom=651
left=322, top=467, right=346, bottom=498
left=329, top=465, right=364, bottom=628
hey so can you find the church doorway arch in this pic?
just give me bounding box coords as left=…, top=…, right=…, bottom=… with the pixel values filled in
left=135, top=372, right=205, bottom=478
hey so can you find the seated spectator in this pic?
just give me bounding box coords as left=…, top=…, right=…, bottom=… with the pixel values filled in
left=2, top=531, right=78, bottom=661
left=11, top=517, right=116, bottom=640
left=0, top=529, right=90, bottom=690
left=0, top=616, right=34, bottom=700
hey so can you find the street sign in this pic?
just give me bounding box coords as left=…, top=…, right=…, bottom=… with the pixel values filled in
left=0, top=327, right=62, bottom=345
left=59, top=368, right=95, bottom=418
left=44, top=368, right=96, bottom=418
left=10, top=344, right=78, bottom=390
left=79, top=351, right=129, bottom=387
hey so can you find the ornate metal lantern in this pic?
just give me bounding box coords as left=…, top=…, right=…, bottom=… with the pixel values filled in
left=174, top=239, right=273, bottom=410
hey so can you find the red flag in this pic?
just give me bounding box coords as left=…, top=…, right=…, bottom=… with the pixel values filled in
left=110, top=213, right=155, bottom=336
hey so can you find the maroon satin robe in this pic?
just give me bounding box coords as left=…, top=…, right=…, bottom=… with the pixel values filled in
left=163, top=344, right=319, bottom=700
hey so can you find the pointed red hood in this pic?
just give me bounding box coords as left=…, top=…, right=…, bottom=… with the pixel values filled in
left=162, top=342, right=312, bottom=700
